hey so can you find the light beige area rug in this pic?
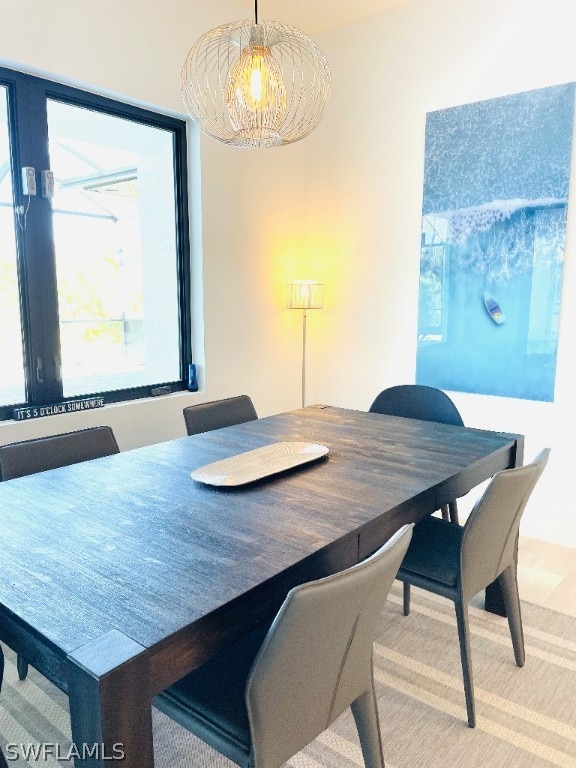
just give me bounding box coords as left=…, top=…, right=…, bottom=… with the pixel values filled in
left=0, top=583, right=574, bottom=767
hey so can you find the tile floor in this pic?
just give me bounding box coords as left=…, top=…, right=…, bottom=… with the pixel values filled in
left=516, top=535, right=576, bottom=617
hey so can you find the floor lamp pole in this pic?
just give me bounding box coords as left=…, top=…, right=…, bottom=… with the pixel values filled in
left=301, top=308, right=307, bottom=408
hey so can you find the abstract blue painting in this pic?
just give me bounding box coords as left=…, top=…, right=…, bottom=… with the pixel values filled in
left=416, top=83, right=575, bottom=401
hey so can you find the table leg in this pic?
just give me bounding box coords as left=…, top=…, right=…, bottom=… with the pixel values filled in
left=67, top=630, right=153, bottom=767
left=484, top=581, right=507, bottom=616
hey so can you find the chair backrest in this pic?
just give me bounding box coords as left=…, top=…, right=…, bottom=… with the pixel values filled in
left=245, top=524, right=413, bottom=768
left=369, top=384, right=464, bottom=427
left=183, top=395, right=258, bottom=436
left=461, top=448, right=550, bottom=600
left=0, top=426, right=120, bottom=481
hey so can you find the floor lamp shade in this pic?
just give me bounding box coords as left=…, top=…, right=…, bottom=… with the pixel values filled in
left=287, top=281, right=323, bottom=408
left=287, top=281, right=324, bottom=310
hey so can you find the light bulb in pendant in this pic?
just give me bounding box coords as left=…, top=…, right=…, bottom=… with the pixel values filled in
left=226, top=38, right=287, bottom=142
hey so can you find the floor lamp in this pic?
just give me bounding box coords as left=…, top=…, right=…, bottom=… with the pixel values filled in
left=287, top=281, right=324, bottom=408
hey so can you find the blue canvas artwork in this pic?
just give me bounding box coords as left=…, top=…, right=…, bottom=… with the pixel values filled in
left=416, top=83, right=576, bottom=401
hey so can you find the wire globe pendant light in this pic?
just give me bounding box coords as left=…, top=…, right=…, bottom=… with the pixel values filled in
left=181, top=0, right=331, bottom=148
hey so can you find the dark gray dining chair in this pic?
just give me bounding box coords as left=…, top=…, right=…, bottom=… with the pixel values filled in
left=183, top=395, right=258, bottom=436
left=369, top=384, right=464, bottom=523
left=155, top=524, right=413, bottom=768
left=0, top=425, right=119, bottom=481
left=0, top=425, right=120, bottom=680
left=397, top=448, right=550, bottom=728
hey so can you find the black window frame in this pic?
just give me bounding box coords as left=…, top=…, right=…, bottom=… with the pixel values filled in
left=0, top=65, right=192, bottom=422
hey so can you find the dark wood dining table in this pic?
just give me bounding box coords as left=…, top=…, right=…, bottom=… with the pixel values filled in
left=0, top=405, right=523, bottom=767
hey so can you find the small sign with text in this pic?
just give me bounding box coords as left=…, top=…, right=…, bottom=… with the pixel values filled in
left=13, top=397, right=105, bottom=421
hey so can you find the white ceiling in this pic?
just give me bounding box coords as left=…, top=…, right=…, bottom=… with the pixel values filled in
left=229, top=0, right=412, bottom=35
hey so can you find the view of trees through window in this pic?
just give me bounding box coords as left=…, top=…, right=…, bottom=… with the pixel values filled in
left=48, top=100, right=182, bottom=397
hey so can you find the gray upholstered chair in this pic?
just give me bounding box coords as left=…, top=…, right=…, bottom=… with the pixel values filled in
left=0, top=425, right=120, bottom=680
left=155, top=524, right=413, bottom=768
left=183, top=395, right=258, bottom=436
left=397, top=448, right=550, bottom=728
left=369, top=384, right=464, bottom=523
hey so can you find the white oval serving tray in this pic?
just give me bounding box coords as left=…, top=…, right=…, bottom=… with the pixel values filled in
left=191, top=441, right=329, bottom=486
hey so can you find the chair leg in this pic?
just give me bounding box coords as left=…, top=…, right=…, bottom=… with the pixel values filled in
left=402, top=582, right=411, bottom=615
left=17, top=655, right=29, bottom=681
left=499, top=566, right=525, bottom=667
left=448, top=500, right=459, bottom=525
left=440, top=501, right=459, bottom=524
left=454, top=599, right=476, bottom=728
left=351, top=684, right=385, bottom=768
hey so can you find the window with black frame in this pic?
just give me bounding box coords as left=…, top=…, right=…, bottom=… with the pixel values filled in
left=0, top=67, right=191, bottom=421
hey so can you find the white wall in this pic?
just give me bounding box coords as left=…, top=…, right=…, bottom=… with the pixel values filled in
left=0, top=0, right=574, bottom=546
left=303, top=0, right=576, bottom=545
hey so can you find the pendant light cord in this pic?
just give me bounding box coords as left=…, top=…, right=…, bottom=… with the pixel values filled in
left=255, top=0, right=258, bottom=24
